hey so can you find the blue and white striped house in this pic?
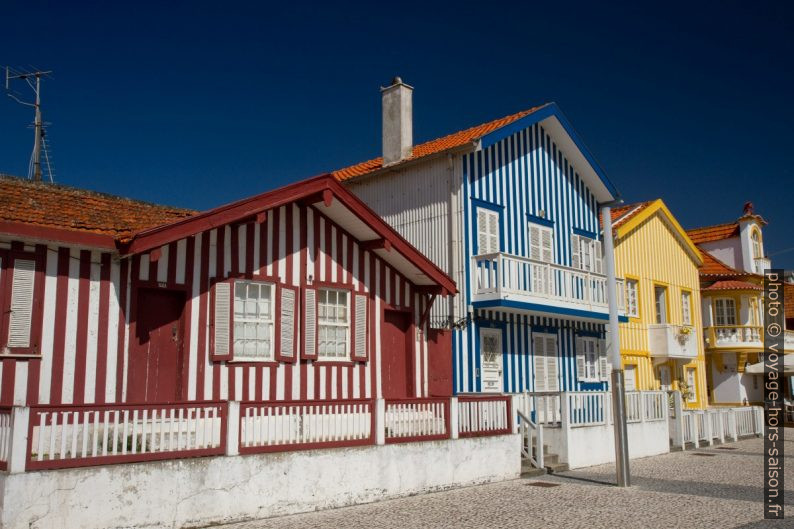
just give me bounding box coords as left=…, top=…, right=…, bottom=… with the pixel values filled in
left=335, top=78, right=626, bottom=399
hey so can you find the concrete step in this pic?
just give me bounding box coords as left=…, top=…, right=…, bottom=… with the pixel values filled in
left=545, top=462, right=569, bottom=474
left=521, top=466, right=547, bottom=478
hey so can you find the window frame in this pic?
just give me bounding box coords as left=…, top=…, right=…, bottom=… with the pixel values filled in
left=528, top=222, right=555, bottom=264
left=681, top=290, right=692, bottom=326
left=316, top=285, right=353, bottom=362
left=714, top=297, right=737, bottom=327
left=209, top=272, right=296, bottom=364
left=0, top=244, right=46, bottom=358
left=475, top=206, right=501, bottom=255
left=580, top=336, right=600, bottom=382
left=653, top=284, right=669, bottom=324
left=232, top=278, right=277, bottom=362
left=625, top=278, right=640, bottom=319
left=571, top=233, right=603, bottom=274
left=751, top=228, right=763, bottom=260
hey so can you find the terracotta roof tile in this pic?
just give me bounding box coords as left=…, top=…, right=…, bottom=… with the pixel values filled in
left=787, top=283, right=794, bottom=320
left=686, top=222, right=739, bottom=244
left=332, top=105, right=548, bottom=181
left=704, top=279, right=763, bottom=291
left=0, top=175, right=196, bottom=240
left=607, top=201, right=653, bottom=229
left=699, top=250, right=742, bottom=276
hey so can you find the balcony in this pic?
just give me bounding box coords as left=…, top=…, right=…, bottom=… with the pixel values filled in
left=705, top=325, right=762, bottom=350
left=471, top=252, right=625, bottom=320
left=754, top=257, right=771, bottom=275
left=648, top=324, right=698, bottom=360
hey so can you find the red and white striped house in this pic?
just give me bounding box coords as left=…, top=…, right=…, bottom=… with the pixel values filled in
left=0, top=173, right=456, bottom=410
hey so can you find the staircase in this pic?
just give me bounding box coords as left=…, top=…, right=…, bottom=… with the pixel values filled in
left=517, top=409, right=568, bottom=477
left=521, top=443, right=568, bottom=477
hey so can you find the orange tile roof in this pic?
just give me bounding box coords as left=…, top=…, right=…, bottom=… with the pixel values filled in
left=699, top=250, right=741, bottom=276
left=0, top=175, right=196, bottom=241
left=704, top=280, right=762, bottom=291
left=686, top=222, right=739, bottom=244
left=608, top=201, right=652, bottom=229
left=786, top=283, right=794, bottom=320
left=332, top=105, right=548, bottom=181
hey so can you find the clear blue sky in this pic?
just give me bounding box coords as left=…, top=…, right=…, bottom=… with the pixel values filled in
left=2, top=1, right=793, bottom=267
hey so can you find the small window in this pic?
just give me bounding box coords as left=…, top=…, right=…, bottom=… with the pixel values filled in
left=625, top=279, right=639, bottom=318
left=571, top=234, right=603, bottom=274
left=476, top=208, right=500, bottom=255
left=582, top=337, right=599, bottom=381
left=233, top=280, right=275, bottom=360
left=681, top=291, right=692, bottom=326
left=654, top=286, right=668, bottom=324
left=715, top=298, right=737, bottom=326
left=751, top=230, right=762, bottom=260
left=686, top=368, right=697, bottom=403
left=318, top=288, right=350, bottom=360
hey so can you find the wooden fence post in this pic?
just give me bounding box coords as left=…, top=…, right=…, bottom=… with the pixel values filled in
left=8, top=406, right=30, bottom=474
left=226, top=401, right=240, bottom=456
left=375, top=398, right=386, bottom=445
left=450, top=397, right=459, bottom=440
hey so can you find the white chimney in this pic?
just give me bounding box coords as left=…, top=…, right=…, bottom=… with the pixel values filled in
left=381, top=77, right=413, bottom=166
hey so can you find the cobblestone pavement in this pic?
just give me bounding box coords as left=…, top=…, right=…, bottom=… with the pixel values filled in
left=211, top=433, right=794, bottom=529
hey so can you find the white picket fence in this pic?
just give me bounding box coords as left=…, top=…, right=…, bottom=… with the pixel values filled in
left=668, top=391, right=763, bottom=449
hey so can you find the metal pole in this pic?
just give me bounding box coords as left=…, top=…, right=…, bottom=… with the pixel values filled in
left=602, top=203, right=630, bottom=487
left=33, top=75, right=42, bottom=182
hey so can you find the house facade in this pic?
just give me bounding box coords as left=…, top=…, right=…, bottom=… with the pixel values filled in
left=687, top=204, right=793, bottom=406
left=609, top=200, right=708, bottom=408
left=0, top=174, right=455, bottom=410
left=338, top=80, right=625, bottom=399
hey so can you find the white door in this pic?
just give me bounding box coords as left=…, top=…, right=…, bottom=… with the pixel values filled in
left=658, top=365, right=671, bottom=391
left=480, top=328, right=503, bottom=392
left=624, top=365, right=637, bottom=391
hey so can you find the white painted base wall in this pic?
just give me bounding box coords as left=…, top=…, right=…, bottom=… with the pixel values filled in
left=0, top=434, right=520, bottom=529
left=544, top=420, right=669, bottom=469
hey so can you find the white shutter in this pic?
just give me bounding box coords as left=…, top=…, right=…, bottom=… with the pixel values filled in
left=279, top=287, right=296, bottom=358
left=487, top=211, right=499, bottom=253
left=529, top=224, right=541, bottom=261
left=541, top=228, right=554, bottom=263
left=477, top=209, right=488, bottom=255
left=7, top=259, right=36, bottom=348
left=545, top=336, right=559, bottom=391
left=533, top=335, right=546, bottom=392
left=304, top=288, right=317, bottom=358
left=599, top=339, right=609, bottom=381
left=582, top=237, right=592, bottom=270
left=213, top=281, right=231, bottom=357
left=353, top=293, right=367, bottom=360
left=570, top=234, right=581, bottom=270
left=594, top=240, right=603, bottom=275
left=575, top=336, right=585, bottom=381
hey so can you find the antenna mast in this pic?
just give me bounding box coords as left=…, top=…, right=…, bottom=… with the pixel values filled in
left=5, top=67, right=53, bottom=182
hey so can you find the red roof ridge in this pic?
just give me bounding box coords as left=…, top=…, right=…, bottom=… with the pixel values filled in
left=332, top=104, right=549, bottom=181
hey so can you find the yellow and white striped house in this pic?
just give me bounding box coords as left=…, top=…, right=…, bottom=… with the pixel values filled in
left=609, top=200, right=708, bottom=409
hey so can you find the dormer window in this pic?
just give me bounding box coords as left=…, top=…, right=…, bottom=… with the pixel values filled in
left=751, top=229, right=763, bottom=260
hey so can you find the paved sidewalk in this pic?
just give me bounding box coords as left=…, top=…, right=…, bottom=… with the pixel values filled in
left=211, top=432, right=793, bottom=529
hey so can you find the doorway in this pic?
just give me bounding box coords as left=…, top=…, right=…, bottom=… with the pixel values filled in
left=129, top=288, right=186, bottom=402
left=381, top=309, right=413, bottom=399
left=624, top=365, right=637, bottom=391
left=658, top=365, right=671, bottom=391
left=479, top=328, right=503, bottom=392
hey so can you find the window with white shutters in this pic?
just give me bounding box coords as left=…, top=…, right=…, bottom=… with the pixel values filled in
left=233, top=280, right=276, bottom=360
left=571, top=233, right=603, bottom=274
left=576, top=336, right=600, bottom=381
left=529, top=223, right=554, bottom=263
left=476, top=208, right=500, bottom=255
left=533, top=333, right=559, bottom=392
left=1, top=250, right=44, bottom=356
left=303, top=288, right=318, bottom=359
left=278, top=286, right=298, bottom=362
left=352, top=293, right=368, bottom=362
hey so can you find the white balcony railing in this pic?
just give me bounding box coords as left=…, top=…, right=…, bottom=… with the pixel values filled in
left=471, top=253, right=625, bottom=314
left=754, top=256, right=771, bottom=275
left=648, top=324, right=698, bottom=359
left=706, top=325, right=762, bottom=349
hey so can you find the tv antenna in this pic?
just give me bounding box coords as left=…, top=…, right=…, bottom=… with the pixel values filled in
left=5, top=67, right=54, bottom=182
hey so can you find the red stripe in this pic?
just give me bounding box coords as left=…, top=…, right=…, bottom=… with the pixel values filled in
left=0, top=359, right=15, bottom=405
left=254, top=366, right=263, bottom=401
left=285, top=205, right=293, bottom=286
left=49, top=247, right=71, bottom=405
left=259, top=215, right=267, bottom=275
left=230, top=225, right=239, bottom=276
left=242, top=365, right=250, bottom=400
left=269, top=365, right=277, bottom=400
left=272, top=208, right=281, bottom=281
left=324, top=220, right=332, bottom=282
left=229, top=365, right=236, bottom=400
left=299, top=207, right=308, bottom=402
left=299, top=362, right=308, bottom=401
left=196, top=232, right=210, bottom=400
left=313, top=209, right=321, bottom=281
left=336, top=226, right=343, bottom=284
left=284, top=362, right=293, bottom=400
left=346, top=235, right=353, bottom=286
left=116, top=258, right=129, bottom=403
left=94, top=253, right=111, bottom=404
left=213, top=227, right=225, bottom=400
left=72, top=250, right=91, bottom=404
left=347, top=364, right=354, bottom=400
left=181, top=236, right=195, bottom=400
left=245, top=221, right=255, bottom=276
